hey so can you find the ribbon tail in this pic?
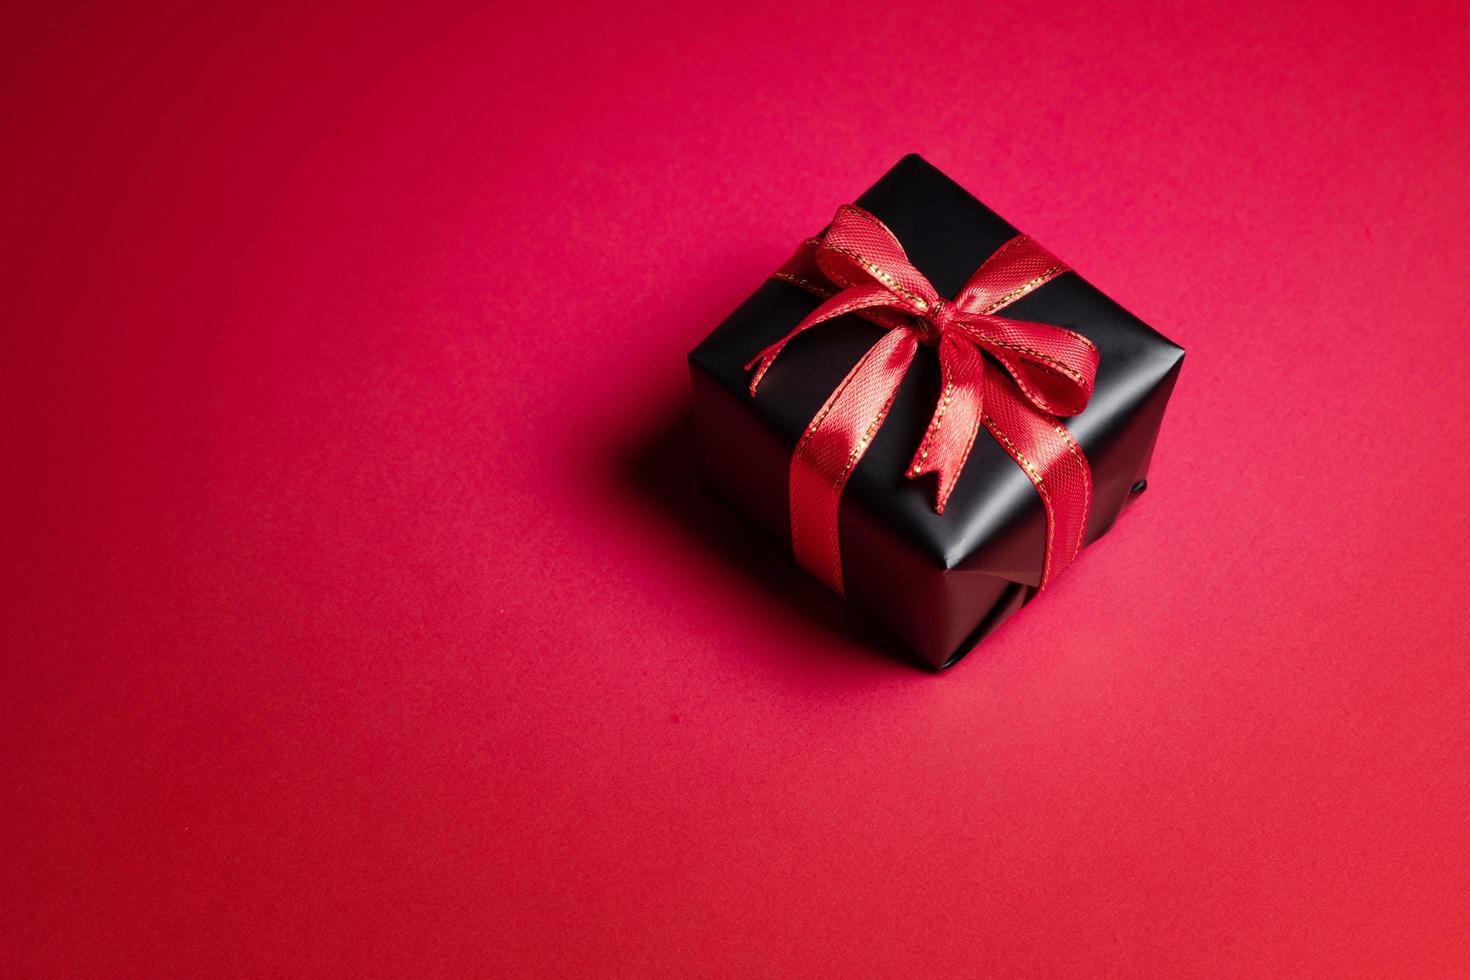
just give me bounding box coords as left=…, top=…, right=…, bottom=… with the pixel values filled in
left=745, top=282, right=899, bottom=394
left=906, top=332, right=985, bottom=514
left=789, top=327, right=920, bottom=595
left=980, top=367, right=1092, bottom=590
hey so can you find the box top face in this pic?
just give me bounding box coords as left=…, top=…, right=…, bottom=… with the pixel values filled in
left=690, top=155, right=1184, bottom=581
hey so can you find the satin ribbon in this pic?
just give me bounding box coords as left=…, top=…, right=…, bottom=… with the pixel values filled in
left=747, top=205, right=1099, bottom=595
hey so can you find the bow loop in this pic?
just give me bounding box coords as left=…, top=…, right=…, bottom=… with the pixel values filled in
left=952, top=313, right=1099, bottom=417
left=815, top=205, right=938, bottom=315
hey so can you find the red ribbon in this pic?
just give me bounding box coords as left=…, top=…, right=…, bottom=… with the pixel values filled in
left=747, top=205, right=1099, bottom=595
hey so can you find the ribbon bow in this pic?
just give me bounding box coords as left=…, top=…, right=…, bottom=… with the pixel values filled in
left=747, top=204, right=1099, bottom=594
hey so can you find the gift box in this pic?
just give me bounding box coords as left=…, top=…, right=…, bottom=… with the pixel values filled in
left=688, top=155, right=1184, bottom=669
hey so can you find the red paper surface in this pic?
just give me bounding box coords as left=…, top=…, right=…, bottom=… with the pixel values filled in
left=5, top=2, right=1469, bottom=976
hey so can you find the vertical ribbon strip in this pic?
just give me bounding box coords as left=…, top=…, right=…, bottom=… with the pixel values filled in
left=747, top=205, right=1098, bottom=595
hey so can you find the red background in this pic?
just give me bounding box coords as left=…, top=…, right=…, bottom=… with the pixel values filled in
left=6, top=1, right=1469, bottom=976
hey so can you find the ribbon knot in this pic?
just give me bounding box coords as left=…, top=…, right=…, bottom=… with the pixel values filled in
left=916, top=298, right=954, bottom=344
left=748, top=204, right=1101, bottom=595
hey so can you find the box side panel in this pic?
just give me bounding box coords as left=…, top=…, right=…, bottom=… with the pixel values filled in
left=690, top=358, right=792, bottom=547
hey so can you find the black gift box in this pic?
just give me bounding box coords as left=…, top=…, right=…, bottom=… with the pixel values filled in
left=688, top=155, right=1184, bottom=669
